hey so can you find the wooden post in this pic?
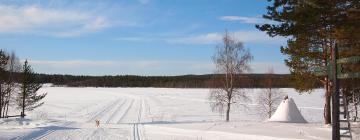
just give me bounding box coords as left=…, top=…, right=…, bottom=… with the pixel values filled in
left=332, top=44, right=340, bottom=140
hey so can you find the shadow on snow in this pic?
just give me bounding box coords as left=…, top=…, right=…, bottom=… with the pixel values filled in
left=12, top=125, right=79, bottom=140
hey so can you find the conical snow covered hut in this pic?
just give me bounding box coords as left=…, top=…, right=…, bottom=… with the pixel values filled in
left=268, top=97, right=307, bottom=123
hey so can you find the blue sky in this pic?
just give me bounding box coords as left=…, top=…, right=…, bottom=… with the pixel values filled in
left=0, top=0, right=289, bottom=76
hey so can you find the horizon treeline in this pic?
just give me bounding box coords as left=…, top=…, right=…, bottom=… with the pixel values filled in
left=28, top=73, right=317, bottom=88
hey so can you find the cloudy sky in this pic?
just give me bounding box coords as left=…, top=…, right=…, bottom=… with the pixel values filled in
left=0, top=0, right=289, bottom=76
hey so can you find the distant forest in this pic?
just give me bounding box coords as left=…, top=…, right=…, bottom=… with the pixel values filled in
left=25, top=73, right=312, bottom=88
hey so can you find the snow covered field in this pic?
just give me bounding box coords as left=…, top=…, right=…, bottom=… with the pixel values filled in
left=0, top=87, right=334, bottom=140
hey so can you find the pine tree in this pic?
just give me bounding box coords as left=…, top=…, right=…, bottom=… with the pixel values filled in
left=256, top=0, right=360, bottom=124
left=18, top=60, right=47, bottom=118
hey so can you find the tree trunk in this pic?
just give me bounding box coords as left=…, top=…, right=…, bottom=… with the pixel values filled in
left=21, top=90, right=25, bottom=118
left=2, top=87, right=8, bottom=117
left=268, top=88, right=272, bottom=119
left=354, top=103, right=358, bottom=122
left=2, top=98, right=5, bottom=117
left=324, top=79, right=331, bottom=124
left=5, top=90, right=10, bottom=117
left=4, top=100, right=8, bottom=117
left=226, top=102, right=230, bottom=122
left=0, top=83, right=2, bottom=118
left=353, top=92, right=358, bottom=122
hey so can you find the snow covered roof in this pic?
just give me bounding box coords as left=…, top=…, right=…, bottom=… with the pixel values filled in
left=268, top=98, right=307, bottom=123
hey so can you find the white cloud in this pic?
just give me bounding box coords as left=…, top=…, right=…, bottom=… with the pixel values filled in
left=250, top=62, right=289, bottom=74
left=56, top=17, right=110, bottom=37
left=220, top=16, right=265, bottom=24
left=27, top=59, right=289, bottom=75
left=27, top=60, right=215, bottom=76
left=28, top=60, right=116, bottom=68
left=232, top=30, right=284, bottom=43
left=0, top=5, right=110, bottom=36
left=167, top=33, right=222, bottom=44
left=169, top=31, right=284, bottom=45
left=116, top=30, right=285, bottom=45
left=115, top=30, right=284, bottom=45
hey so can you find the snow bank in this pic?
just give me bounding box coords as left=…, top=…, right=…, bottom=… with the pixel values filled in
left=268, top=98, right=307, bottom=123
left=0, top=118, right=55, bottom=129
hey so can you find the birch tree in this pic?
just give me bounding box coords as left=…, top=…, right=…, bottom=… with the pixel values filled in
left=0, top=50, right=9, bottom=118
left=209, top=31, right=253, bottom=122
left=3, top=51, right=21, bottom=117
left=258, top=68, right=282, bottom=119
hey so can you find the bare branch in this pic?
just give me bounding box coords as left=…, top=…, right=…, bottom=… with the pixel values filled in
left=209, top=31, right=253, bottom=122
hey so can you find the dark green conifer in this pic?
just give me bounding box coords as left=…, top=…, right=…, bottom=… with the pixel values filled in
left=18, top=60, right=47, bottom=118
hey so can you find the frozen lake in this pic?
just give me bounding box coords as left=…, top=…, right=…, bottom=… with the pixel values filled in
left=0, top=87, right=332, bottom=140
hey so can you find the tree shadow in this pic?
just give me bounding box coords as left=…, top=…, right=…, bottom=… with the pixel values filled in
left=117, top=120, right=214, bottom=125
left=12, top=125, right=79, bottom=140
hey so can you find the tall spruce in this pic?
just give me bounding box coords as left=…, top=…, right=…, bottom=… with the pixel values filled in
left=256, top=0, right=360, bottom=124
left=18, top=60, right=47, bottom=118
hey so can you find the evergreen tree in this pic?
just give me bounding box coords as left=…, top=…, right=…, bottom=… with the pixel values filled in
left=18, top=60, right=47, bottom=118
left=256, top=0, right=360, bottom=124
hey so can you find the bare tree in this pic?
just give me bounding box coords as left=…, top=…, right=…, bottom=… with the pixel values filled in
left=350, top=92, right=359, bottom=122
left=257, top=68, right=282, bottom=119
left=209, top=31, right=252, bottom=122
left=0, top=50, right=9, bottom=118
left=3, top=51, right=21, bottom=117
left=343, top=88, right=360, bottom=122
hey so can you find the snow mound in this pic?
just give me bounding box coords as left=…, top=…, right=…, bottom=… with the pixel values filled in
left=268, top=98, right=307, bottom=123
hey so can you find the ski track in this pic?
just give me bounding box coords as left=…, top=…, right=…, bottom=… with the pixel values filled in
left=30, top=95, right=148, bottom=140
left=31, top=98, right=127, bottom=139
left=22, top=122, right=73, bottom=140
left=105, top=99, right=127, bottom=124
left=133, top=99, right=144, bottom=140
left=116, top=99, right=135, bottom=124
left=87, top=98, right=121, bottom=122
left=32, top=130, right=55, bottom=140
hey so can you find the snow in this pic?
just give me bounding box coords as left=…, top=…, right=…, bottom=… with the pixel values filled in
left=268, top=98, right=307, bottom=123
left=0, top=87, right=334, bottom=140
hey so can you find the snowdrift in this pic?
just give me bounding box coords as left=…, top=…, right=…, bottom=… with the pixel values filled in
left=268, top=98, right=307, bottom=123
